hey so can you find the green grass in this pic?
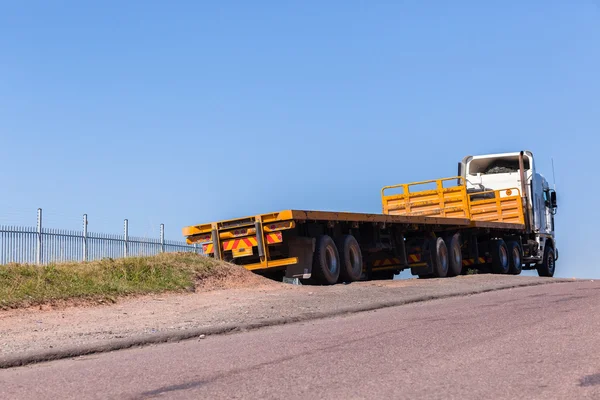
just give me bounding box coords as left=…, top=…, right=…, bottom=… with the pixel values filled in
left=0, top=253, right=227, bottom=308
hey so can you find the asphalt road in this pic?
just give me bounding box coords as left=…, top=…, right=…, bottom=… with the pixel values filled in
left=1, top=280, right=599, bottom=400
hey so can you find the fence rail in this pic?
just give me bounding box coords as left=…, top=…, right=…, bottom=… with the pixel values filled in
left=0, top=209, right=199, bottom=265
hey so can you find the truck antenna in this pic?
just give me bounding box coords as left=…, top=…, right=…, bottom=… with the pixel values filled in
left=551, top=157, right=556, bottom=190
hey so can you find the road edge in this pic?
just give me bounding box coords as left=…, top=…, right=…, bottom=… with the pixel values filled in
left=0, top=278, right=574, bottom=369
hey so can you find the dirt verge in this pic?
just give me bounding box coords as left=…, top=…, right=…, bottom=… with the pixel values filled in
left=0, top=253, right=277, bottom=310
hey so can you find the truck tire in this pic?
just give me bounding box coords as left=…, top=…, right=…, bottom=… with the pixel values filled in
left=490, top=239, right=509, bottom=274
left=312, top=235, right=341, bottom=285
left=537, top=245, right=555, bottom=277
left=430, top=237, right=449, bottom=278
left=445, top=233, right=463, bottom=277
left=336, top=235, right=363, bottom=282
left=507, top=241, right=523, bottom=275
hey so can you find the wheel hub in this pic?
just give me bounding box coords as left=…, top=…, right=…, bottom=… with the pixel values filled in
left=349, top=247, right=360, bottom=272
left=326, top=246, right=338, bottom=274
left=548, top=254, right=555, bottom=273
left=500, top=246, right=508, bottom=267
left=440, top=245, right=448, bottom=271
left=453, top=246, right=461, bottom=265
left=513, top=247, right=521, bottom=266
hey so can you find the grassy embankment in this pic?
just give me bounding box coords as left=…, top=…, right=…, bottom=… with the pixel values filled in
left=0, top=253, right=232, bottom=308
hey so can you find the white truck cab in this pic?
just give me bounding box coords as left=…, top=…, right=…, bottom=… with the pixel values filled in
left=459, top=151, right=558, bottom=276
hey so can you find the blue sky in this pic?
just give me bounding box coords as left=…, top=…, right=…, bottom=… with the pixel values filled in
left=0, top=1, right=598, bottom=278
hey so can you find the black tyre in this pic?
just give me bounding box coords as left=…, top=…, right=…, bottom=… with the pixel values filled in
left=430, top=237, right=449, bottom=278
left=312, top=235, right=341, bottom=285
left=336, top=235, right=363, bottom=282
left=445, top=233, right=463, bottom=277
left=537, top=244, right=556, bottom=277
left=490, top=239, right=509, bottom=274
left=507, top=241, right=523, bottom=275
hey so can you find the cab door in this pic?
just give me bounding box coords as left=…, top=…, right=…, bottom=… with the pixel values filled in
left=531, top=174, right=546, bottom=233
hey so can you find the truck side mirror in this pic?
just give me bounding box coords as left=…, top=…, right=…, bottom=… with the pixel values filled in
left=550, top=190, right=557, bottom=208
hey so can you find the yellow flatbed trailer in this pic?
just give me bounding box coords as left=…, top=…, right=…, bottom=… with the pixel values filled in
left=183, top=176, right=536, bottom=284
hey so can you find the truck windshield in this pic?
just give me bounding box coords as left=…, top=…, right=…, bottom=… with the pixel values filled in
left=469, top=155, right=529, bottom=175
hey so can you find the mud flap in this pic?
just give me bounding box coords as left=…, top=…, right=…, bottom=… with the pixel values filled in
left=410, top=238, right=434, bottom=276
left=411, top=264, right=433, bottom=276
left=285, top=237, right=315, bottom=279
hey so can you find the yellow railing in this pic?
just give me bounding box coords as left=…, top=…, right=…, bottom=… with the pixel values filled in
left=381, top=178, right=525, bottom=225
left=381, top=177, right=470, bottom=218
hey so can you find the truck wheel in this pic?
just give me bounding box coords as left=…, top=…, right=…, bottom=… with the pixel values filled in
left=537, top=245, right=555, bottom=277
left=490, top=239, right=509, bottom=274
left=336, top=235, right=363, bottom=283
left=430, top=237, right=449, bottom=278
left=507, top=241, right=523, bottom=275
left=445, top=233, right=463, bottom=277
left=312, top=235, right=341, bottom=285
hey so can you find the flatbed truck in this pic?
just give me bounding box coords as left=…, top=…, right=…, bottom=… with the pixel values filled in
left=182, top=151, right=558, bottom=284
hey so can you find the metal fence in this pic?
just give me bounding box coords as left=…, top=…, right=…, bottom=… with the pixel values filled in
left=0, top=209, right=199, bottom=265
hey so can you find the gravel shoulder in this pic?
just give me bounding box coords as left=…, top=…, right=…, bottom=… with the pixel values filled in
left=0, top=275, right=574, bottom=367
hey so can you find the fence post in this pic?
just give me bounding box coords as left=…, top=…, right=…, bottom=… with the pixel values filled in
left=160, top=224, right=165, bottom=253
left=83, top=214, right=88, bottom=261
left=36, top=208, right=42, bottom=265
left=124, top=219, right=129, bottom=258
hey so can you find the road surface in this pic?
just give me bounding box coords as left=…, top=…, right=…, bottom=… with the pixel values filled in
left=1, top=280, right=599, bottom=399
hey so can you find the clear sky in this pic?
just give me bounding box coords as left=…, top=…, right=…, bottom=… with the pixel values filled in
left=1, top=1, right=598, bottom=278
